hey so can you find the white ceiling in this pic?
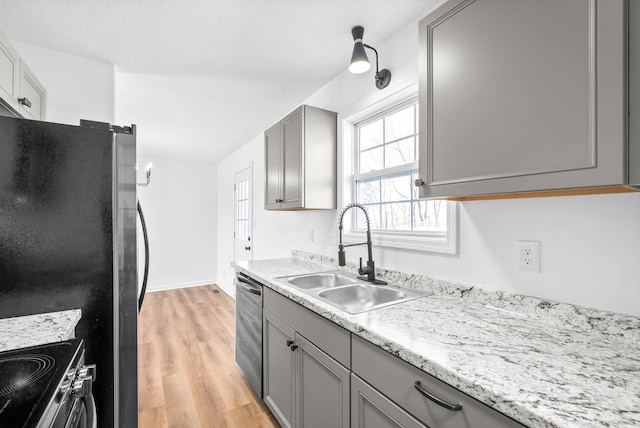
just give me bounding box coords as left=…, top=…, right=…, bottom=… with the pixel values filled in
left=0, top=0, right=439, bottom=163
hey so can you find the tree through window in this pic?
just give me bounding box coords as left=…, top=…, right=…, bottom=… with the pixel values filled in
left=354, top=100, right=447, bottom=232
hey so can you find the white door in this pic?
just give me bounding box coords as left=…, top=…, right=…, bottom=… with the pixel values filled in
left=234, top=166, right=253, bottom=262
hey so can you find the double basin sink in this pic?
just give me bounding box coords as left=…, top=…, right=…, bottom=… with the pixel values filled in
left=279, top=270, right=431, bottom=314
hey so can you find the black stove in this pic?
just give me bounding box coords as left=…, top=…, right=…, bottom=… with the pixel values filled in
left=0, top=339, right=96, bottom=428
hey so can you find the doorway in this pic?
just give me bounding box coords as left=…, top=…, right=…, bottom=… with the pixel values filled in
left=234, top=166, right=253, bottom=263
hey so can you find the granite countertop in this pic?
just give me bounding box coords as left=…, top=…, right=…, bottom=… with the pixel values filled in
left=235, top=252, right=640, bottom=428
left=0, top=309, right=82, bottom=352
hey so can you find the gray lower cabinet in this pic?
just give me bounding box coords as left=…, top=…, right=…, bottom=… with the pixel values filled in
left=417, top=0, right=637, bottom=199
left=262, top=287, right=526, bottom=428
left=352, top=335, right=525, bottom=428
left=263, top=310, right=296, bottom=428
left=296, top=334, right=350, bottom=428
left=263, top=288, right=350, bottom=428
left=351, top=374, right=428, bottom=428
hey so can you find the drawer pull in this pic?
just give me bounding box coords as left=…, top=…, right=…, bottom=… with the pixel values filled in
left=414, top=381, right=462, bottom=412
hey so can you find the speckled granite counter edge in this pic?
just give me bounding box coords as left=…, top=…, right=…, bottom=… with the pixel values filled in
left=292, top=250, right=640, bottom=342
left=0, top=309, right=82, bottom=352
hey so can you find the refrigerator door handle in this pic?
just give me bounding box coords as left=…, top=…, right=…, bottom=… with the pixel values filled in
left=137, top=201, right=149, bottom=311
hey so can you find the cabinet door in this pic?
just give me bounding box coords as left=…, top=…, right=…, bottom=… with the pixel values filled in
left=18, top=61, right=45, bottom=121
left=0, top=31, right=20, bottom=112
left=351, top=374, right=427, bottom=428
left=296, top=334, right=349, bottom=428
left=280, top=106, right=304, bottom=209
left=265, top=123, right=282, bottom=209
left=263, top=310, right=296, bottom=428
left=418, top=0, right=626, bottom=198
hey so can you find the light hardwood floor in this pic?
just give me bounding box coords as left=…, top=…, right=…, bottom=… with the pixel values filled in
left=138, top=285, right=279, bottom=428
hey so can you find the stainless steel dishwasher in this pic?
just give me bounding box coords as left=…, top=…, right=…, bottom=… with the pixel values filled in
left=235, top=272, right=263, bottom=397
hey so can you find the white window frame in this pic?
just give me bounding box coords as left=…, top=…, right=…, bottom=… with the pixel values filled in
left=338, top=80, right=458, bottom=254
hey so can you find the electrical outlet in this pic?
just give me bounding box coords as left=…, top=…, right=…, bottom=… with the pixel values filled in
left=517, top=240, right=540, bottom=272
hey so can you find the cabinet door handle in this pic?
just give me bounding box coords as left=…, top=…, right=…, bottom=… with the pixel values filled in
left=289, top=344, right=298, bottom=351
left=414, top=381, right=462, bottom=412
left=286, top=340, right=294, bottom=347
left=18, top=97, right=32, bottom=108
left=244, top=246, right=251, bottom=251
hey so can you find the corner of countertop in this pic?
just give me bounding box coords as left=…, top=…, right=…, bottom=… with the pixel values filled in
left=0, top=309, right=82, bottom=352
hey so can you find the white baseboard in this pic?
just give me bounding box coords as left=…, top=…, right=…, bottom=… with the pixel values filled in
left=145, top=279, right=217, bottom=293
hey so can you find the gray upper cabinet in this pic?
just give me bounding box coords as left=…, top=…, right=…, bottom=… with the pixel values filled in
left=417, top=0, right=637, bottom=199
left=18, top=61, right=46, bottom=121
left=0, top=30, right=21, bottom=113
left=0, top=29, right=46, bottom=121
left=264, top=105, right=337, bottom=210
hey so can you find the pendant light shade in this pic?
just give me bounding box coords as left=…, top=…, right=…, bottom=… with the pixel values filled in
left=349, top=26, right=371, bottom=74
left=348, top=25, right=391, bottom=89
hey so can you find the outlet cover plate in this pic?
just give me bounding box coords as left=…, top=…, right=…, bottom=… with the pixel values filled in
left=517, top=240, right=540, bottom=272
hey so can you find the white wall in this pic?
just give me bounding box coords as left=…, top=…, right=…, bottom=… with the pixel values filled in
left=138, top=156, right=218, bottom=292
left=12, top=42, right=115, bottom=125
left=216, top=16, right=640, bottom=316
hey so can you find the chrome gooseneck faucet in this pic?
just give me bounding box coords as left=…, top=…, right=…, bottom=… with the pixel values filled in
left=338, top=203, right=387, bottom=285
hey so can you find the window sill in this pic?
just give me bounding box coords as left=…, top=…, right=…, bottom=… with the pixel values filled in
left=342, top=228, right=458, bottom=255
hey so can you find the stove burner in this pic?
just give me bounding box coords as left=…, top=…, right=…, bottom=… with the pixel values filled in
left=0, top=354, right=55, bottom=396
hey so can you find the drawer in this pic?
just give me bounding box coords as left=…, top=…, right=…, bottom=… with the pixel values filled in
left=264, top=287, right=350, bottom=368
left=352, top=374, right=428, bottom=428
left=352, top=335, right=525, bottom=428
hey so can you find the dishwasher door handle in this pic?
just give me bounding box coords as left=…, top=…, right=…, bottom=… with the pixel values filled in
left=237, top=274, right=263, bottom=295
left=238, top=281, right=262, bottom=296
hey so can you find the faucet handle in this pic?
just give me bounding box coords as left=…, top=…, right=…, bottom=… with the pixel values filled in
left=358, top=257, right=364, bottom=275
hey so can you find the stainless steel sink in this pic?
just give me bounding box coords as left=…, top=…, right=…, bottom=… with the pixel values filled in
left=285, top=272, right=357, bottom=289
left=279, top=270, right=431, bottom=314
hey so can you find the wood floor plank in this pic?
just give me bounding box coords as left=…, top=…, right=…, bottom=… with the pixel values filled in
left=138, top=284, right=278, bottom=428
left=162, top=370, right=203, bottom=428
left=139, top=405, right=168, bottom=427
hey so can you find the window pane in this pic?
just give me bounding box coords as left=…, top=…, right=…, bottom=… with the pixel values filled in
left=385, top=136, right=416, bottom=168
left=381, top=202, right=412, bottom=230
left=359, top=146, right=383, bottom=173
left=237, top=219, right=248, bottom=240
left=413, top=200, right=448, bottom=231
left=356, top=205, right=380, bottom=229
left=359, top=119, right=383, bottom=150
left=381, top=174, right=412, bottom=203
left=384, top=105, right=415, bottom=142
left=357, top=178, right=380, bottom=204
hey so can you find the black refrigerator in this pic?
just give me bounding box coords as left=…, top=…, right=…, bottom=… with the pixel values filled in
left=0, top=116, right=138, bottom=427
